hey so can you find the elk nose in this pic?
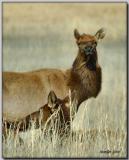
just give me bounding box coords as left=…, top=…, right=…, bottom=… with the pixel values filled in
left=87, top=47, right=91, bottom=52
left=84, top=46, right=93, bottom=54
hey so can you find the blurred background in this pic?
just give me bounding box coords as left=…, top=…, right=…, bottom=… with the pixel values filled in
left=3, top=3, right=127, bottom=131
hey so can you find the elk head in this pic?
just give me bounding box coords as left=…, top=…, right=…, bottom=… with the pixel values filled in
left=47, top=91, right=69, bottom=113
left=74, top=28, right=105, bottom=70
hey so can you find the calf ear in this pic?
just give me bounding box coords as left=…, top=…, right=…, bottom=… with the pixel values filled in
left=48, top=91, right=57, bottom=107
left=95, top=28, right=105, bottom=40
left=74, top=29, right=80, bottom=40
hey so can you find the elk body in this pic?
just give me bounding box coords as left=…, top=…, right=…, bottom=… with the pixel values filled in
left=3, top=28, right=105, bottom=122
left=3, top=91, right=70, bottom=139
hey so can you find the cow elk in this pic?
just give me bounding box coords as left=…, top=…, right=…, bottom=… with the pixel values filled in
left=3, top=28, right=105, bottom=122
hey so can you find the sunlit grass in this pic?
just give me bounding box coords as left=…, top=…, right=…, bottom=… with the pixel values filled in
left=3, top=103, right=126, bottom=158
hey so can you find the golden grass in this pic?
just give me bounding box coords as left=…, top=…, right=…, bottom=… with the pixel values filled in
left=3, top=114, right=126, bottom=158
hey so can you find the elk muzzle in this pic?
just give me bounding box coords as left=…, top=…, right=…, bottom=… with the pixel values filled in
left=84, top=46, right=95, bottom=55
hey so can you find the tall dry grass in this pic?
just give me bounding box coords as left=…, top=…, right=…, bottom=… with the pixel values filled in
left=2, top=97, right=127, bottom=158
left=2, top=101, right=126, bottom=158
left=2, top=3, right=127, bottom=158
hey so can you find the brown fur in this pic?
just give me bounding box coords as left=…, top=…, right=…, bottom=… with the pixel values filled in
left=3, top=28, right=105, bottom=121
left=3, top=91, right=70, bottom=139
left=2, top=104, right=52, bottom=140
left=3, top=69, right=69, bottom=121
left=67, top=51, right=102, bottom=108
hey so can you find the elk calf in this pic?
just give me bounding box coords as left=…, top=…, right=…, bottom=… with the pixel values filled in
left=3, top=91, right=70, bottom=140
left=46, top=91, right=70, bottom=136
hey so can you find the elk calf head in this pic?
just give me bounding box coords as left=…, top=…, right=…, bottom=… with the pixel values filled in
left=47, top=91, right=69, bottom=114
left=44, top=91, right=70, bottom=136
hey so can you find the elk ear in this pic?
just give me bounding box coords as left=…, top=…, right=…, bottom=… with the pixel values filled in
left=95, top=28, right=105, bottom=40
left=48, top=91, right=57, bottom=107
left=74, top=29, right=80, bottom=40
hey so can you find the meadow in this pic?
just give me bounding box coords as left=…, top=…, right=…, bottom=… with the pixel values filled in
left=2, top=3, right=127, bottom=158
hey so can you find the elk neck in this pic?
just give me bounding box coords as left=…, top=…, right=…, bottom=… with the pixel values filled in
left=67, top=49, right=102, bottom=107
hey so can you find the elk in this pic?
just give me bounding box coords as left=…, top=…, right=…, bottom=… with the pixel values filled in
left=3, top=28, right=105, bottom=122
left=3, top=91, right=70, bottom=139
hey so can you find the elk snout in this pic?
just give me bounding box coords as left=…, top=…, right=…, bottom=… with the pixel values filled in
left=84, top=46, right=95, bottom=55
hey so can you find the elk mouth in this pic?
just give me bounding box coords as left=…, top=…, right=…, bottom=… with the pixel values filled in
left=86, top=54, right=97, bottom=70
left=82, top=46, right=97, bottom=70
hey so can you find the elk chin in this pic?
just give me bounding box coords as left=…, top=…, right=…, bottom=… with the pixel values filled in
left=85, top=54, right=97, bottom=71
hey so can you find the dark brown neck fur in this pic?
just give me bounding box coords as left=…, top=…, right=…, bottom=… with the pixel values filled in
left=68, top=50, right=102, bottom=107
